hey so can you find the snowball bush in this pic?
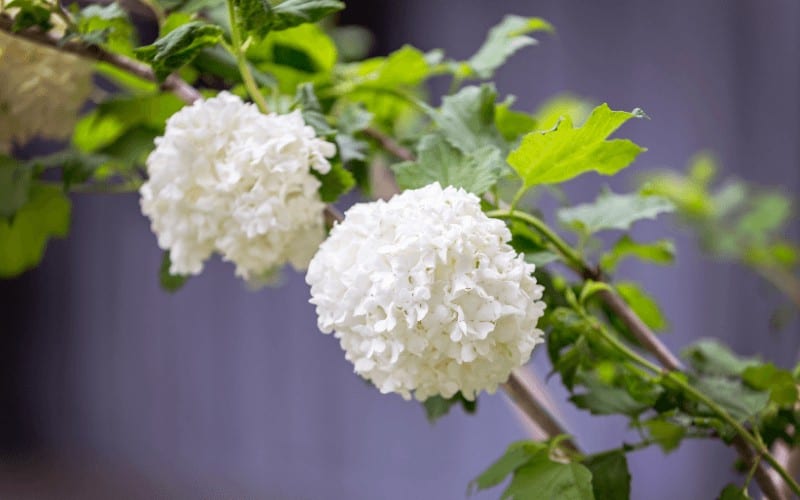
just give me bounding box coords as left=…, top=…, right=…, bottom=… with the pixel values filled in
left=140, top=92, right=336, bottom=278
left=0, top=31, right=92, bottom=152
left=306, top=183, right=546, bottom=401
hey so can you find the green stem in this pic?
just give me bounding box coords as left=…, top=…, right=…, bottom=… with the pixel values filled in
left=744, top=454, right=761, bottom=492
left=508, top=185, right=527, bottom=213
left=225, top=0, right=268, bottom=114
left=580, top=311, right=800, bottom=497
left=486, top=208, right=587, bottom=274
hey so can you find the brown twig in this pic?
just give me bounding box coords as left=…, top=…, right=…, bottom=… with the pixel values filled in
left=363, top=127, right=415, bottom=162
left=503, top=371, right=579, bottom=453
left=0, top=14, right=201, bottom=105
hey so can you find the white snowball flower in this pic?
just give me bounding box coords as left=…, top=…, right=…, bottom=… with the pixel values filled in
left=0, top=31, right=92, bottom=152
left=306, top=183, right=546, bottom=401
left=140, top=91, right=336, bottom=278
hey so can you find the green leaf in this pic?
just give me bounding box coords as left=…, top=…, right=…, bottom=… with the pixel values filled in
left=160, top=12, right=194, bottom=36
left=134, top=21, right=224, bottom=81
left=616, top=282, right=668, bottom=332
left=468, top=16, right=553, bottom=79
left=682, top=340, right=760, bottom=377
left=73, top=93, right=183, bottom=153
left=71, top=3, right=135, bottom=53
left=503, top=452, right=594, bottom=500
left=233, top=0, right=273, bottom=37
left=718, top=484, right=749, bottom=500
left=6, top=0, right=52, bottom=31
left=269, top=0, right=345, bottom=31
left=434, top=84, right=504, bottom=154
left=693, top=375, right=770, bottom=422
left=335, top=134, right=367, bottom=165
left=579, top=280, right=613, bottom=305
left=471, top=441, right=545, bottom=492
left=644, top=418, right=686, bottom=453
left=29, top=149, right=111, bottom=188
left=601, top=235, right=675, bottom=272
left=737, top=193, right=791, bottom=244
left=358, top=45, right=431, bottom=88
left=525, top=251, right=560, bottom=267
left=0, top=155, right=32, bottom=218
left=558, top=191, right=674, bottom=235
left=583, top=451, right=630, bottom=500
left=422, top=392, right=477, bottom=423
left=0, top=184, right=70, bottom=278
left=495, top=98, right=537, bottom=142
left=337, top=103, right=373, bottom=134
left=294, top=83, right=333, bottom=135
left=313, top=162, right=355, bottom=203
left=508, top=104, right=646, bottom=187
left=570, top=370, right=652, bottom=416
left=159, top=251, right=189, bottom=292
left=742, top=363, right=798, bottom=408
left=391, top=134, right=505, bottom=195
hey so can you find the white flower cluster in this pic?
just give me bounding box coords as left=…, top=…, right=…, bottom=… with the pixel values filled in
left=140, top=92, right=336, bottom=278
left=306, top=183, right=546, bottom=401
left=0, top=31, right=92, bottom=152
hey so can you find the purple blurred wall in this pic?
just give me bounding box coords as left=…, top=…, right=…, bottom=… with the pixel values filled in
left=2, top=1, right=799, bottom=498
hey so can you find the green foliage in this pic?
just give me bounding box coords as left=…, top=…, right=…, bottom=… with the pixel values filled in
left=570, top=368, right=658, bottom=416
left=6, top=0, right=52, bottom=31
left=233, top=0, right=273, bottom=38
left=0, top=155, right=32, bottom=218
left=268, top=0, right=344, bottom=31
left=682, top=340, right=760, bottom=377
left=558, top=191, right=674, bottom=235
left=134, top=21, right=224, bottom=81
left=69, top=3, right=136, bottom=53
left=422, top=392, right=477, bottom=423
left=495, top=98, right=537, bottom=142
left=391, top=84, right=510, bottom=195
left=433, top=84, right=505, bottom=154
left=503, top=453, right=594, bottom=499
left=642, top=154, right=798, bottom=280
left=718, top=484, right=749, bottom=500
left=0, top=184, right=70, bottom=277
left=159, top=251, right=190, bottom=292
left=361, top=45, right=430, bottom=88
left=29, top=149, right=111, bottom=190
left=468, top=16, right=553, bottom=79
left=472, top=440, right=595, bottom=500
left=392, top=134, right=504, bottom=195
left=508, top=104, right=646, bottom=187
left=582, top=451, right=631, bottom=500
left=616, top=282, right=667, bottom=332
left=72, top=93, right=184, bottom=176
left=741, top=363, right=798, bottom=408
left=601, top=236, right=675, bottom=272
left=644, top=418, right=686, bottom=453
left=692, top=376, right=769, bottom=423
left=313, top=163, right=355, bottom=203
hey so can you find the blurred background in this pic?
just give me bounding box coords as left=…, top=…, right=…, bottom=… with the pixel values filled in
left=1, top=0, right=799, bottom=498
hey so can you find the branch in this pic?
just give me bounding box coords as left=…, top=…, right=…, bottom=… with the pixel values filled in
left=0, top=14, right=201, bottom=105
left=487, top=209, right=787, bottom=499
left=363, top=127, right=415, bottom=162
left=503, top=371, right=579, bottom=453
left=0, top=12, right=578, bottom=453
